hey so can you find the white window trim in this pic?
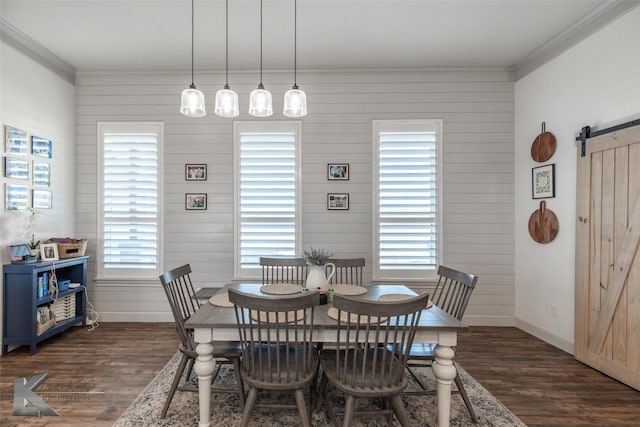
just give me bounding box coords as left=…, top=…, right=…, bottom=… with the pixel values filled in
left=372, top=119, right=443, bottom=282
left=232, top=121, right=302, bottom=280
left=96, top=121, right=164, bottom=283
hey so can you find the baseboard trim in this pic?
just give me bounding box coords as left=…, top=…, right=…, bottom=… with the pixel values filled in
left=515, top=318, right=574, bottom=354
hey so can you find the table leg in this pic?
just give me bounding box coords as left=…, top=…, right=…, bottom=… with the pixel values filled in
left=193, top=341, right=215, bottom=427
left=431, top=344, right=457, bottom=427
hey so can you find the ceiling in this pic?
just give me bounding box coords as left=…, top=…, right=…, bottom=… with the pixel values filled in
left=1, top=0, right=638, bottom=79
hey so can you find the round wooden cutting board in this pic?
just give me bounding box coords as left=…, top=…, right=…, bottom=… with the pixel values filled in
left=531, top=123, right=556, bottom=162
left=528, top=201, right=559, bottom=243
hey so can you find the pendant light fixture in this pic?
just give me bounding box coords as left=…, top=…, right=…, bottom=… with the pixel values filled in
left=283, top=0, right=307, bottom=117
left=248, top=0, right=273, bottom=117
left=180, top=0, right=206, bottom=117
left=214, top=0, right=239, bottom=117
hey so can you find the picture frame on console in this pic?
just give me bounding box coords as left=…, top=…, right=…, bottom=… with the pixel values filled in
left=40, top=243, right=59, bottom=262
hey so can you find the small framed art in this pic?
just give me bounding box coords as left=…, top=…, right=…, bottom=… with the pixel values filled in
left=33, top=162, right=51, bottom=187
left=532, top=164, right=555, bottom=199
left=31, top=135, right=52, bottom=158
left=186, top=193, right=207, bottom=210
left=5, top=184, right=28, bottom=210
left=185, top=164, right=207, bottom=181
left=327, top=193, right=349, bottom=210
left=40, top=243, right=59, bottom=262
left=5, top=126, right=28, bottom=155
left=4, top=156, right=29, bottom=180
left=328, top=163, right=349, bottom=180
left=33, top=189, right=52, bottom=209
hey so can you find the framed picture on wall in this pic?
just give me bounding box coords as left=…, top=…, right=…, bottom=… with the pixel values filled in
left=328, top=163, right=349, bottom=180
left=31, top=135, right=52, bottom=158
left=532, top=163, right=555, bottom=199
left=185, top=164, right=207, bottom=181
left=5, top=184, right=28, bottom=210
left=186, top=193, right=207, bottom=210
left=33, top=162, right=51, bottom=187
left=5, top=126, right=28, bottom=155
left=327, top=193, right=349, bottom=210
left=4, top=157, right=29, bottom=180
left=32, top=189, right=52, bottom=209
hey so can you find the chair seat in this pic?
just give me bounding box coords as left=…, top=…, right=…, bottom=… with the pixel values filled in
left=320, top=347, right=406, bottom=397
left=242, top=343, right=319, bottom=389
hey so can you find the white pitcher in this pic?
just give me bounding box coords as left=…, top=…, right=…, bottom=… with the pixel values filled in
left=305, top=263, right=335, bottom=292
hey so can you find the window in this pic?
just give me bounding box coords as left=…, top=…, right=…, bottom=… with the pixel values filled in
left=373, top=119, right=442, bottom=280
left=97, top=122, right=163, bottom=280
left=233, top=121, right=301, bottom=278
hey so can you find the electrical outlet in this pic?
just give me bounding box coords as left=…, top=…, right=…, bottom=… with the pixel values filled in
left=550, top=304, right=558, bottom=318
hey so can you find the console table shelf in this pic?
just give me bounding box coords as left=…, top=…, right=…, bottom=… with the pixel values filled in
left=2, top=256, right=88, bottom=355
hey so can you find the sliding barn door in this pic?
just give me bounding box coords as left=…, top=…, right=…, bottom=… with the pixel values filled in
left=575, top=124, right=640, bottom=391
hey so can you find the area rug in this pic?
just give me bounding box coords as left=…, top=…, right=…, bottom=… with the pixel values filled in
left=114, top=352, right=526, bottom=426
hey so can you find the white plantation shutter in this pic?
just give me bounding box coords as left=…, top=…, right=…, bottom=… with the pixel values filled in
left=98, top=122, right=163, bottom=279
left=234, top=122, right=301, bottom=277
left=373, top=120, right=442, bottom=280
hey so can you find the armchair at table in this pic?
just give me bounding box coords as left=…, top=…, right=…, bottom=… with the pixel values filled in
left=403, top=265, right=479, bottom=423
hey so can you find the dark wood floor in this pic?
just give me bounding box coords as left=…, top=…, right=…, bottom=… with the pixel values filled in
left=1, top=323, right=639, bottom=426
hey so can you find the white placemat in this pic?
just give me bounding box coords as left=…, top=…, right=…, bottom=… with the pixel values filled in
left=259, top=283, right=302, bottom=295
left=378, top=293, right=433, bottom=308
left=331, top=284, right=367, bottom=296
left=208, top=292, right=233, bottom=308
left=327, top=307, right=387, bottom=325
left=250, top=309, right=306, bottom=323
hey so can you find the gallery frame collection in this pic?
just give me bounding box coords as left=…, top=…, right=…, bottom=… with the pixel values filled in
left=3, top=125, right=53, bottom=210
left=184, top=163, right=208, bottom=210
left=326, top=163, right=350, bottom=210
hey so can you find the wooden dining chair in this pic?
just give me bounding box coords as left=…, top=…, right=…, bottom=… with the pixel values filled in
left=158, top=264, right=245, bottom=418
left=326, top=258, right=365, bottom=286
left=404, top=265, right=479, bottom=423
left=228, top=288, right=320, bottom=427
left=318, top=292, right=429, bottom=427
left=259, top=257, right=309, bottom=285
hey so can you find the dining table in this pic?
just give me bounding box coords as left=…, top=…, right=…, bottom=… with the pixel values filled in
left=185, top=282, right=467, bottom=427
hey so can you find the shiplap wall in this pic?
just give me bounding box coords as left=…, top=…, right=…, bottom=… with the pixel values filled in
left=75, top=69, right=514, bottom=324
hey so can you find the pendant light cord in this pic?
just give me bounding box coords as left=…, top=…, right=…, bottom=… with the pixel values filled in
left=190, top=0, right=195, bottom=87
left=294, top=0, right=298, bottom=88
left=259, top=0, right=264, bottom=87
left=224, top=0, right=230, bottom=88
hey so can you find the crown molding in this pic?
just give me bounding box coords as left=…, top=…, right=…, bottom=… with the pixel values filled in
left=514, top=1, right=640, bottom=81
left=1, top=18, right=76, bottom=84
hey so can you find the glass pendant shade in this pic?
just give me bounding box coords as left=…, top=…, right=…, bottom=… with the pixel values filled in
left=249, top=85, right=273, bottom=117
left=214, top=86, right=239, bottom=117
left=283, top=86, right=307, bottom=117
left=180, top=84, right=206, bottom=117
